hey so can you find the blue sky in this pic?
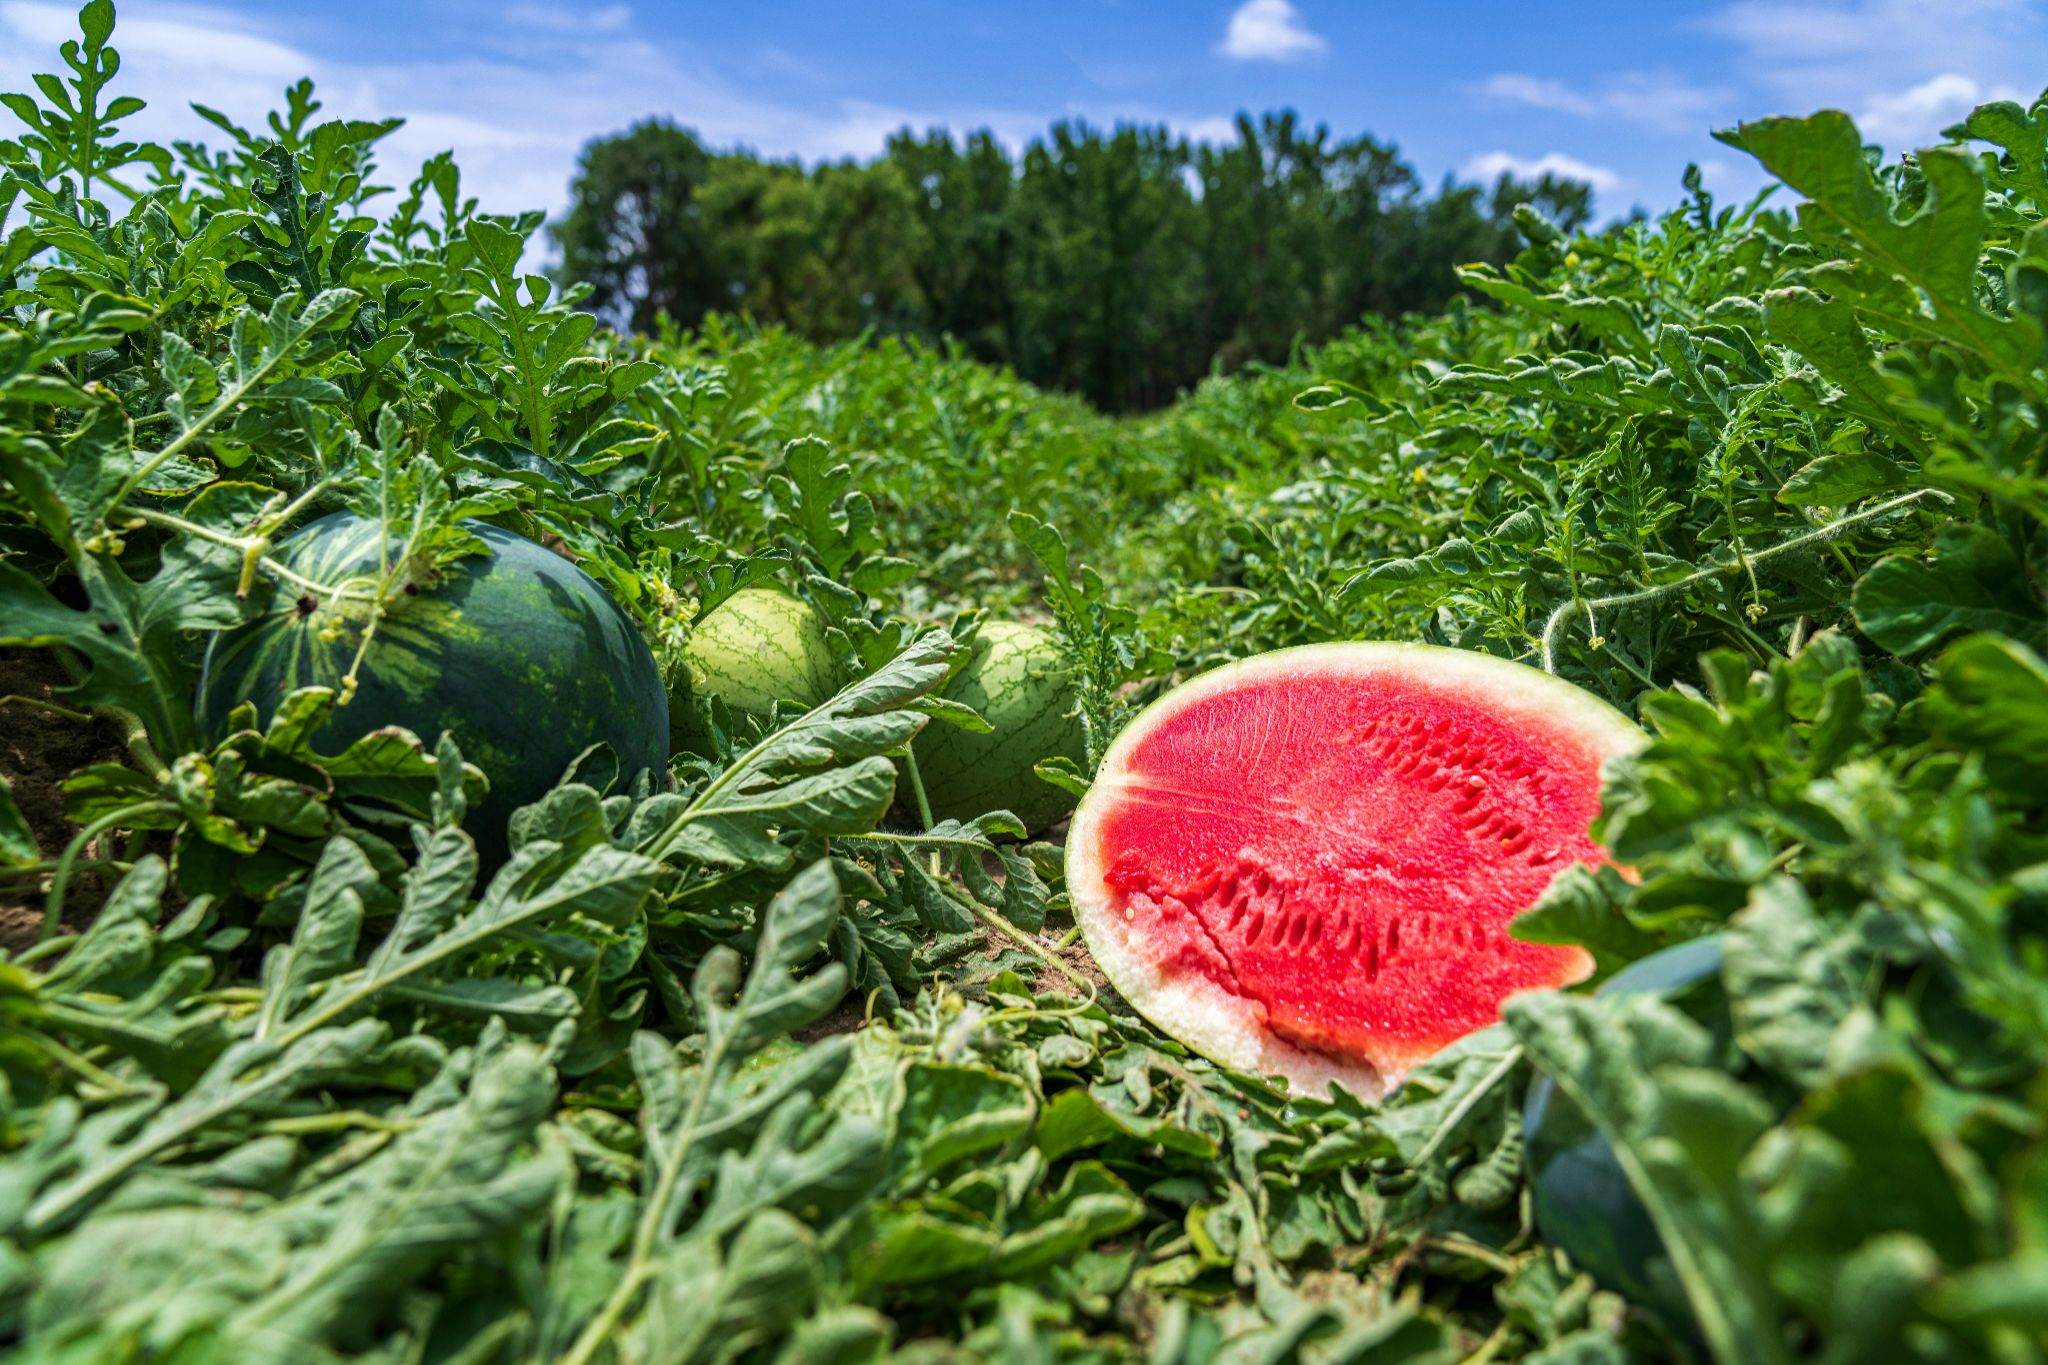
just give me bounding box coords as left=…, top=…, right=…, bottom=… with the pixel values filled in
left=5, top=0, right=2047, bottom=233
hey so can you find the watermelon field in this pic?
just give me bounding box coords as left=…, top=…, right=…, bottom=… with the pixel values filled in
left=6, top=3, right=2048, bottom=1362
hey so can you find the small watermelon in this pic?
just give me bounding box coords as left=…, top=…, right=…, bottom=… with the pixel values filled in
left=1523, top=936, right=1723, bottom=1336
left=671, top=587, right=837, bottom=750
left=196, top=512, right=668, bottom=861
left=1067, top=642, right=1644, bottom=1098
left=910, top=621, right=1085, bottom=835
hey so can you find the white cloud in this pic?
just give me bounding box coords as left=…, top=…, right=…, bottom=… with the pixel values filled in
left=1217, top=0, right=1326, bottom=63
left=1477, top=70, right=1731, bottom=134
left=1460, top=150, right=1626, bottom=196
left=1042, top=101, right=1242, bottom=146
left=1181, top=115, right=1243, bottom=145
left=1704, top=0, right=2036, bottom=64
left=1692, top=155, right=1775, bottom=205
left=0, top=1, right=1055, bottom=241
left=1857, top=72, right=2015, bottom=144
left=1699, top=0, right=2044, bottom=145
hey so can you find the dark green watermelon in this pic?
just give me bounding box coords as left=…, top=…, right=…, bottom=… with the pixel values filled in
left=196, top=512, right=668, bottom=860
left=1522, top=935, right=1725, bottom=1334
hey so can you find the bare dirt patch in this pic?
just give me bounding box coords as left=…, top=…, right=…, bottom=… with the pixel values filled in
left=792, top=999, right=870, bottom=1045
left=0, top=647, right=131, bottom=951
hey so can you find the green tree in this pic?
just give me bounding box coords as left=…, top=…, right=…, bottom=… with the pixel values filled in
left=554, top=109, right=1596, bottom=411
left=551, top=121, right=727, bottom=332
left=885, top=129, right=1022, bottom=361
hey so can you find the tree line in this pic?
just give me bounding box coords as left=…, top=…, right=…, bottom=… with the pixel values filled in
left=552, top=111, right=1593, bottom=412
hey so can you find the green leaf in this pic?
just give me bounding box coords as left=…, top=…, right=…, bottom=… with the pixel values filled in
left=1852, top=524, right=2047, bottom=655
left=1723, top=879, right=1876, bottom=1086
left=0, top=774, right=35, bottom=866
left=1919, top=634, right=2048, bottom=791
left=643, top=631, right=956, bottom=870
left=1777, top=450, right=1916, bottom=506
left=1506, top=990, right=1788, bottom=1365
left=891, top=1062, right=1035, bottom=1184
left=1949, top=95, right=2048, bottom=208
left=1765, top=287, right=1926, bottom=453
left=26, top=1019, right=388, bottom=1234
left=1512, top=864, right=1661, bottom=974
left=0, top=550, right=245, bottom=754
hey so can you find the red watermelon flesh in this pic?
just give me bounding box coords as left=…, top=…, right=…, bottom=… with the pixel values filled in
left=1068, top=643, right=1644, bottom=1098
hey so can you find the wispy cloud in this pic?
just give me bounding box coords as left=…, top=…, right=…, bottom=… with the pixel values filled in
left=1477, top=70, right=1732, bottom=134
left=1217, top=0, right=1326, bottom=63
left=1477, top=74, right=1599, bottom=119
left=1460, top=150, right=1625, bottom=197
left=0, top=0, right=1052, bottom=229
left=501, top=3, right=633, bottom=34
left=1179, top=115, right=1244, bottom=145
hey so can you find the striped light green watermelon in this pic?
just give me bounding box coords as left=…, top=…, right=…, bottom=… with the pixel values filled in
left=672, top=587, right=837, bottom=750
left=195, top=512, right=668, bottom=861
left=911, top=620, right=1084, bottom=834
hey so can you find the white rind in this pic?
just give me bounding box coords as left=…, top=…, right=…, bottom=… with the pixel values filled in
left=1079, top=882, right=1389, bottom=1097
left=1067, top=642, right=1647, bottom=1101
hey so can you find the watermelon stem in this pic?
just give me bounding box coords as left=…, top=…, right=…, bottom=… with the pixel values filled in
left=121, top=505, right=384, bottom=606
left=900, top=745, right=942, bottom=875
left=1422, top=1232, right=1518, bottom=1277
left=0, top=693, right=95, bottom=724
left=8, top=1025, right=139, bottom=1096
left=111, top=705, right=168, bottom=783
left=1406, top=1045, right=1525, bottom=1170
left=947, top=881, right=1098, bottom=1012
left=40, top=800, right=174, bottom=944
left=115, top=330, right=323, bottom=505
left=1537, top=488, right=1945, bottom=675
left=1456, top=1316, right=1513, bottom=1363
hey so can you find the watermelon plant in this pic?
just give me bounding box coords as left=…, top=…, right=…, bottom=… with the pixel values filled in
left=1522, top=935, right=1728, bottom=1337
left=2, top=3, right=2048, bottom=1362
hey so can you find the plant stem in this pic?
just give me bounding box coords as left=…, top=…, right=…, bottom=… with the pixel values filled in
left=114, top=331, right=319, bottom=503
left=0, top=694, right=94, bottom=723
left=0, top=856, right=136, bottom=879
left=42, top=801, right=171, bottom=943
left=105, top=704, right=169, bottom=780
left=900, top=745, right=942, bottom=874
left=17, top=1027, right=143, bottom=1095
left=559, top=1034, right=725, bottom=1365
left=1539, top=488, right=1944, bottom=674
left=952, top=883, right=1098, bottom=1012
left=120, top=506, right=381, bottom=603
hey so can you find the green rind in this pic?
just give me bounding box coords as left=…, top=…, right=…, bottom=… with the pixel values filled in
left=674, top=588, right=837, bottom=744
left=1067, top=640, right=1647, bottom=1099
left=911, top=621, right=1085, bottom=834
left=195, top=513, right=668, bottom=862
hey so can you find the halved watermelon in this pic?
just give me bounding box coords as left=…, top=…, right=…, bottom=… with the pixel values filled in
left=1068, top=642, right=1643, bottom=1098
